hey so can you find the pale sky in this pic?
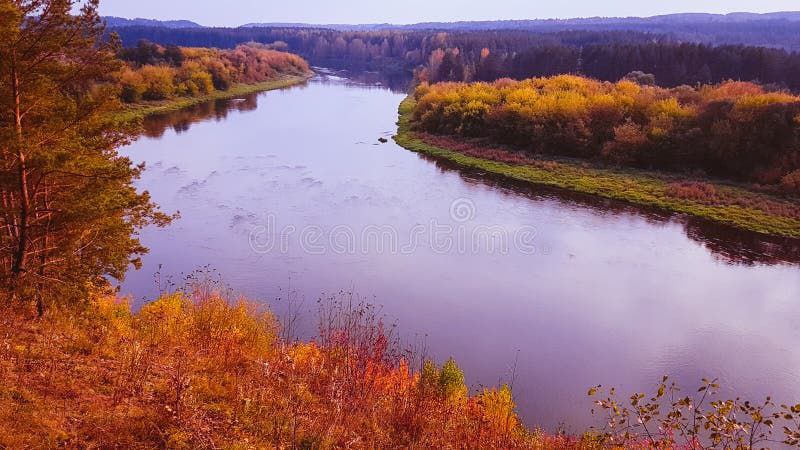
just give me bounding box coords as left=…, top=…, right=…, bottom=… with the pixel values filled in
left=97, top=0, right=800, bottom=27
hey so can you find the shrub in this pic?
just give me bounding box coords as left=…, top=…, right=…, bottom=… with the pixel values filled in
left=0, top=292, right=539, bottom=448
left=665, top=182, right=718, bottom=202
left=410, top=75, right=800, bottom=185
left=623, top=70, right=656, bottom=86
left=139, top=65, right=177, bottom=100
left=783, top=170, right=800, bottom=194
left=589, top=377, right=800, bottom=448
left=602, top=120, right=648, bottom=164
left=117, top=44, right=312, bottom=102
left=438, top=357, right=468, bottom=400
left=119, top=68, right=146, bottom=103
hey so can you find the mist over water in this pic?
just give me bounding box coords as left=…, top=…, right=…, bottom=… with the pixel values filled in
left=120, top=72, right=800, bottom=430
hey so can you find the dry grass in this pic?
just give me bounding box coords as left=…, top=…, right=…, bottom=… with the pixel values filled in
left=0, top=292, right=605, bottom=449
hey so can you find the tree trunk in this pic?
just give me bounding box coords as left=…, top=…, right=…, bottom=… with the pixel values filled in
left=37, top=188, right=51, bottom=317
left=11, top=53, right=30, bottom=282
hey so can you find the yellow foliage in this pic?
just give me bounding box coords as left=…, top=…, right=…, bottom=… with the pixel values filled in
left=119, top=44, right=311, bottom=103
left=0, top=293, right=556, bottom=448
left=290, top=342, right=324, bottom=368
left=479, top=384, right=520, bottom=434
left=615, top=80, right=641, bottom=97
left=536, top=74, right=598, bottom=95
left=505, top=87, right=541, bottom=106
left=647, top=98, right=693, bottom=120
left=701, top=80, right=764, bottom=101
left=732, top=92, right=800, bottom=121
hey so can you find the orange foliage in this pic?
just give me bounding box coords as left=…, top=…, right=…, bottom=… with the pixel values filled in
left=0, top=293, right=588, bottom=449
left=118, top=44, right=311, bottom=103
left=411, top=76, right=800, bottom=184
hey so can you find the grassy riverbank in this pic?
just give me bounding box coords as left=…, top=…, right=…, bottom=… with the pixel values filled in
left=0, top=293, right=581, bottom=449
left=395, top=97, right=800, bottom=238
left=111, top=74, right=312, bottom=123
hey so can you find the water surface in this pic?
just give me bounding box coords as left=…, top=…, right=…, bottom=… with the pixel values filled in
left=121, top=73, right=800, bottom=431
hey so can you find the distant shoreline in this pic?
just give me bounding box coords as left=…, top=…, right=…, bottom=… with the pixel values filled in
left=394, top=96, right=800, bottom=239
left=111, top=74, right=313, bottom=123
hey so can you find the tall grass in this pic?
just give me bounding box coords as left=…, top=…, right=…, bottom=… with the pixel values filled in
left=3, top=290, right=799, bottom=448
left=0, top=291, right=566, bottom=449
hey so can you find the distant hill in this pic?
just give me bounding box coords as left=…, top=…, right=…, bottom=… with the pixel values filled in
left=236, top=12, right=800, bottom=51
left=396, top=12, right=800, bottom=31
left=240, top=11, right=800, bottom=31
left=103, top=17, right=203, bottom=29
left=109, top=11, right=800, bottom=52
left=240, top=22, right=393, bottom=31
left=112, top=12, right=800, bottom=33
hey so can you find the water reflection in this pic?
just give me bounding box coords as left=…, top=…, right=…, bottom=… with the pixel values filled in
left=419, top=155, right=800, bottom=266
left=143, top=93, right=263, bottom=138
left=313, top=67, right=413, bottom=93
left=141, top=71, right=410, bottom=140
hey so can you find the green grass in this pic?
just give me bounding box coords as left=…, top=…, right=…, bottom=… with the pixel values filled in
left=110, top=75, right=312, bottom=123
left=394, top=96, right=800, bottom=238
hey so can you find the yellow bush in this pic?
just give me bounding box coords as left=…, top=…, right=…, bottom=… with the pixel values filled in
left=479, top=384, right=519, bottom=434
left=732, top=92, right=799, bottom=121
left=139, top=64, right=177, bottom=100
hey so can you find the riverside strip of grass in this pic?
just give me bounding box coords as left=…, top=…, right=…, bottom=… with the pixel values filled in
left=394, top=96, right=800, bottom=238
left=111, top=74, right=312, bottom=123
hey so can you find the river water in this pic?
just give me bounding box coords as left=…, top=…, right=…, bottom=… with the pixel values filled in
left=120, top=73, right=800, bottom=431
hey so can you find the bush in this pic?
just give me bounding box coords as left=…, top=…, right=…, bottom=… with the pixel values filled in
left=0, top=293, right=537, bottom=448
left=117, top=44, right=312, bottom=102
left=119, top=68, right=146, bottom=103
left=139, top=65, right=177, bottom=100
left=783, top=170, right=800, bottom=194
left=602, top=120, right=649, bottom=164
left=665, top=182, right=718, bottom=201
left=410, top=76, right=800, bottom=185
left=623, top=70, right=656, bottom=86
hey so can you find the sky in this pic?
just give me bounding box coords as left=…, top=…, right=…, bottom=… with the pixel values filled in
left=97, top=0, right=800, bottom=27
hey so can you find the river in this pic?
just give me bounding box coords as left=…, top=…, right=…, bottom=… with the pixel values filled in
left=120, top=72, right=800, bottom=431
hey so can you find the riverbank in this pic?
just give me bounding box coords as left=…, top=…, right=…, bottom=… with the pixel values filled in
left=111, top=74, right=313, bottom=123
left=394, top=97, right=800, bottom=238
left=0, top=293, right=574, bottom=449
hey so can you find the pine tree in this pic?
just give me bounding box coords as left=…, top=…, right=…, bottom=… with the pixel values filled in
left=0, top=0, right=171, bottom=310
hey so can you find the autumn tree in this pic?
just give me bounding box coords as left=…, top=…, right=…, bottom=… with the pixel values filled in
left=0, top=0, right=170, bottom=311
left=411, top=76, right=800, bottom=183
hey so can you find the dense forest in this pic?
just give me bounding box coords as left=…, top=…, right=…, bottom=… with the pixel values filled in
left=409, top=76, right=800, bottom=189
left=116, top=40, right=310, bottom=103
left=110, top=26, right=800, bottom=91
left=365, top=14, right=800, bottom=52
left=110, top=12, right=800, bottom=51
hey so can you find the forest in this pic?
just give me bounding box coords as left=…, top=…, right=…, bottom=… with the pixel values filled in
left=110, top=26, right=800, bottom=91
left=116, top=40, right=310, bottom=103
left=408, top=76, right=800, bottom=189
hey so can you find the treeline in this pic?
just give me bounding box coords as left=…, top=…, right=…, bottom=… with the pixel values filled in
left=110, top=26, right=800, bottom=90
left=435, top=42, right=800, bottom=89
left=410, top=76, right=800, bottom=189
left=386, top=17, right=800, bottom=52
left=117, top=40, right=311, bottom=103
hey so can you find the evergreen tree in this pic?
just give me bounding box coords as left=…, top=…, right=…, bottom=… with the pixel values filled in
left=0, top=0, right=171, bottom=310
